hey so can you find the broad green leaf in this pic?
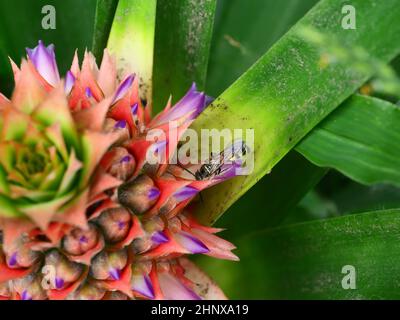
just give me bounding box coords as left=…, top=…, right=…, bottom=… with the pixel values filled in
left=92, top=0, right=119, bottom=60
left=0, top=194, right=24, bottom=218
left=0, top=0, right=97, bottom=96
left=107, top=0, right=156, bottom=103
left=329, top=182, right=400, bottom=216
left=197, top=209, right=400, bottom=299
left=152, top=0, right=217, bottom=113
left=297, top=95, right=400, bottom=187
left=282, top=189, right=339, bottom=225
left=192, top=0, right=400, bottom=225
left=207, top=0, right=319, bottom=97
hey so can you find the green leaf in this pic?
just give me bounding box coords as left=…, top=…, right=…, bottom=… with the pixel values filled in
left=282, top=189, right=339, bottom=225
left=197, top=209, right=400, bottom=299
left=32, top=93, right=80, bottom=153
left=192, top=0, right=400, bottom=225
left=207, top=0, right=319, bottom=97
left=152, top=0, right=217, bottom=113
left=329, top=182, right=400, bottom=215
left=0, top=165, right=9, bottom=195
left=92, top=0, right=119, bottom=60
left=107, top=0, right=156, bottom=103
left=0, top=0, right=97, bottom=96
left=0, top=194, right=24, bottom=218
left=297, top=95, right=400, bottom=187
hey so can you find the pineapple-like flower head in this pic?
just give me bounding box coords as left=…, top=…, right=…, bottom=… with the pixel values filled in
left=0, top=41, right=244, bottom=300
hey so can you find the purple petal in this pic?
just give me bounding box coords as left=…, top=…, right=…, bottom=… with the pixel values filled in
left=131, top=103, right=139, bottom=115
left=55, top=277, right=65, bottom=289
left=109, top=268, right=121, bottom=281
left=148, top=187, right=160, bottom=201
left=21, top=290, right=32, bottom=300
left=205, top=95, right=214, bottom=106
left=154, top=83, right=209, bottom=125
left=175, top=231, right=209, bottom=254
left=113, top=74, right=135, bottom=103
left=131, top=274, right=155, bottom=299
left=79, top=236, right=88, bottom=244
left=118, top=221, right=126, bottom=230
left=64, top=71, right=75, bottom=94
left=8, top=252, right=18, bottom=266
left=114, top=120, right=127, bottom=129
left=26, top=40, right=60, bottom=86
left=151, top=231, right=169, bottom=244
left=158, top=273, right=201, bottom=300
left=85, top=87, right=93, bottom=98
left=120, top=155, right=131, bottom=163
left=173, top=186, right=198, bottom=202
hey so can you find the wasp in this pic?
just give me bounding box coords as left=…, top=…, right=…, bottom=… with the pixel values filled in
left=183, top=140, right=248, bottom=181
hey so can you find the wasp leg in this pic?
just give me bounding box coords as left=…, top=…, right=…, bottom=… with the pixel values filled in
left=176, top=163, right=196, bottom=178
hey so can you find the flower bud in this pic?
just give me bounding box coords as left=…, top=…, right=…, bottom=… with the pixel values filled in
left=62, top=224, right=100, bottom=256
left=103, top=291, right=129, bottom=300
left=156, top=261, right=172, bottom=273
left=97, top=207, right=132, bottom=243
left=44, top=250, right=83, bottom=290
left=104, top=118, right=130, bottom=145
left=118, top=175, right=160, bottom=214
left=142, top=216, right=165, bottom=234
left=131, top=237, right=152, bottom=255
left=133, top=260, right=153, bottom=275
left=5, top=235, right=40, bottom=269
left=107, top=147, right=136, bottom=180
left=67, top=283, right=106, bottom=300
left=159, top=197, right=177, bottom=216
left=0, top=281, right=11, bottom=299
left=167, top=217, right=182, bottom=233
left=174, top=231, right=209, bottom=254
left=13, top=274, right=47, bottom=300
left=91, top=249, right=128, bottom=281
left=158, top=272, right=200, bottom=300
left=131, top=273, right=155, bottom=299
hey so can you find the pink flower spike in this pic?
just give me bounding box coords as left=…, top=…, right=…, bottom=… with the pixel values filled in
left=174, top=231, right=209, bottom=254
left=151, top=83, right=212, bottom=126
left=158, top=272, right=201, bottom=300
left=151, top=231, right=169, bottom=245
left=113, top=74, right=135, bottom=103
left=65, top=71, right=75, bottom=95
left=131, top=274, right=155, bottom=299
left=173, top=186, right=199, bottom=202
left=26, top=40, right=60, bottom=87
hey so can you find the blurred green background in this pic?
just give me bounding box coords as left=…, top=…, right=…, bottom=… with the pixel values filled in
left=0, top=0, right=96, bottom=95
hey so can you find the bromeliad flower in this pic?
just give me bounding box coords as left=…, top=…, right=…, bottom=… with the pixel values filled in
left=0, top=60, right=109, bottom=233
left=0, top=41, right=245, bottom=300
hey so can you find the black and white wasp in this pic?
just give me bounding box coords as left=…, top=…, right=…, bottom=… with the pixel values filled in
left=178, top=140, right=249, bottom=181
